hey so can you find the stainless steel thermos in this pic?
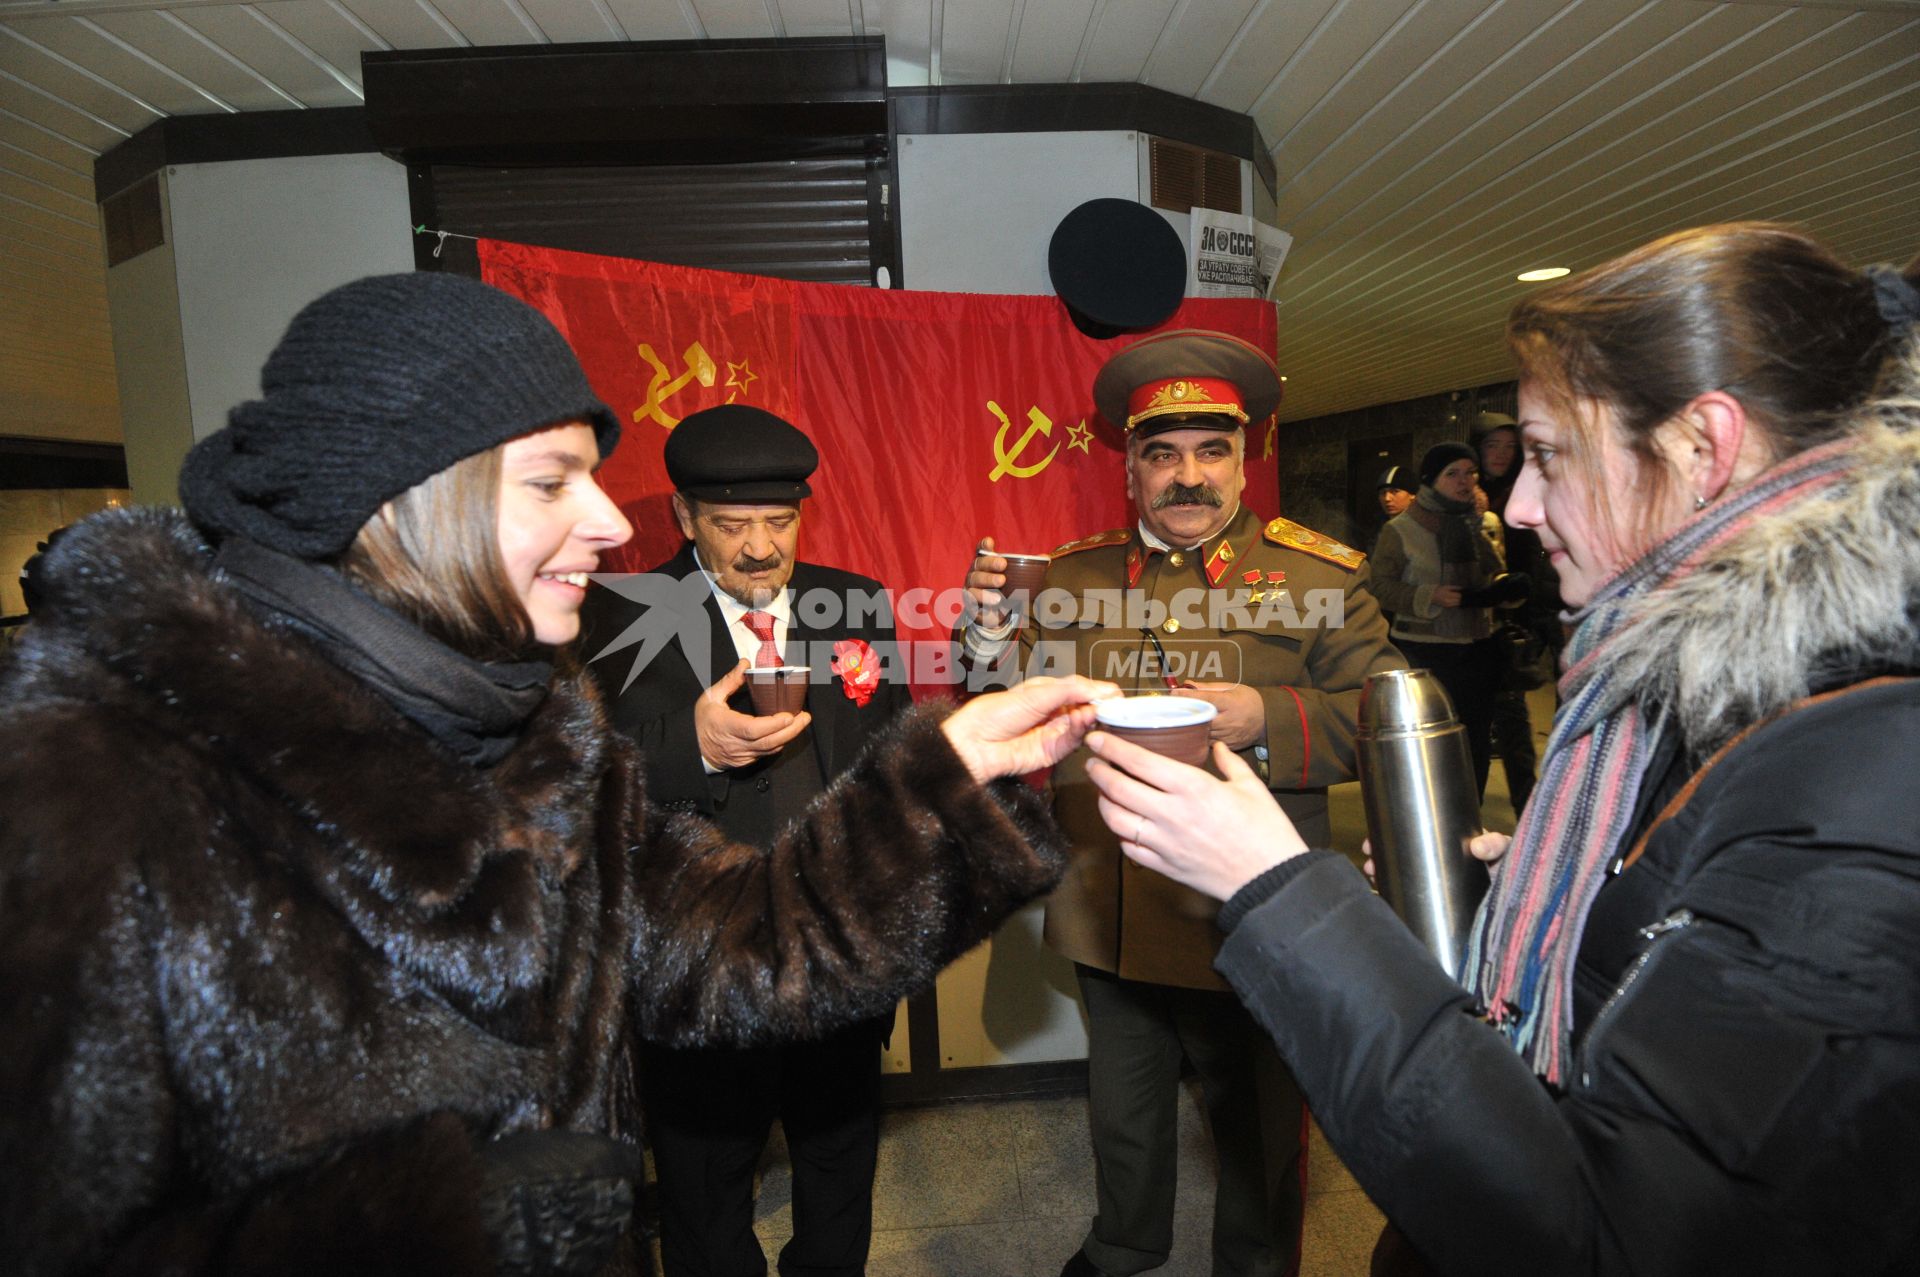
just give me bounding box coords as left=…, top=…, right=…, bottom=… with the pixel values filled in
left=1355, top=668, right=1489, bottom=982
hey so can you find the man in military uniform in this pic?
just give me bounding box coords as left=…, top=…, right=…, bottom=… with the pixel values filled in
left=580, top=405, right=911, bottom=1277
left=959, top=330, right=1404, bottom=1277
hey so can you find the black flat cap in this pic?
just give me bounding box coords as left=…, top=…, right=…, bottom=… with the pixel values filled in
left=665, top=404, right=818, bottom=502
left=1092, top=329, right=1283, bottom=438
left=1049, top=198, right=1188, bottom=341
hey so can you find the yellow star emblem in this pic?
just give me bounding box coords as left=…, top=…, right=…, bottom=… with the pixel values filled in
left=725, top=359, right=758, bottom=401
left=1067, top=419, right=1093, bottom=453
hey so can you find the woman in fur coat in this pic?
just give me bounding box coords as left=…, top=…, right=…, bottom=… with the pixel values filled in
left=0, top=272, right=1113, bottom=1277
left=1083, top=224, right=1920, bottom=1275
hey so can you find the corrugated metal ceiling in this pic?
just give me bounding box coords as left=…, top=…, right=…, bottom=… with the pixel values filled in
left=1, top=0, right=1916, bottom=440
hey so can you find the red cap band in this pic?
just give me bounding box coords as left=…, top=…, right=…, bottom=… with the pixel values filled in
left=1125, top=376, right=1248, bottom=429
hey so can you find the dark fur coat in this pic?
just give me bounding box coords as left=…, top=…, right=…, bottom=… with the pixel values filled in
left=0, top=510, right=1063, bottom=1277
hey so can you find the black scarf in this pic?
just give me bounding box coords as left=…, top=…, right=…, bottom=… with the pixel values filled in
left=1411, top=485, right=1482, bottom=580
left=215, top=537, right=551, bottom=768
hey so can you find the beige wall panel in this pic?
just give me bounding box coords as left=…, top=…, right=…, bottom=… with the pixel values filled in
left=934, top=902, right=1087, bottom=1068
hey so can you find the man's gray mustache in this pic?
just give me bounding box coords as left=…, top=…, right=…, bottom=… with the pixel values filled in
left=1152, top=483, right=1223, bottom=510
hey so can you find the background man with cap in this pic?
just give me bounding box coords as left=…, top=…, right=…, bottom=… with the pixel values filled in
left=1376, top=465, right=1417, bottom=522
left=1371, top=467, right=1419, bottom=625
left=580, top=404, right=911, bottom=1277
left=959, top=330, right=1404, bottom=1277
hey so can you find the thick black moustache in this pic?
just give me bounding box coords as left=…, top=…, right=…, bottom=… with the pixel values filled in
left=732, top=553, right=783, bottom=574
left=1152, top=482, right=1224, bottom=510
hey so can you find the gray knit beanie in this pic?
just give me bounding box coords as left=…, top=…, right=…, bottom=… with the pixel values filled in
left=180, top=272, right=621, bottom=560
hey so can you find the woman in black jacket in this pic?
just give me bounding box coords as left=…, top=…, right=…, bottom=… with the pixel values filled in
left=1081, top=224, right=1920, bottom=1275
left=0, top=272, right=1110, bottom=1277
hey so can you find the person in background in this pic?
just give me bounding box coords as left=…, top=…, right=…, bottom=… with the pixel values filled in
left=961, top=329, right=1404, bottom=1277
left=1376, top=465, right=1417, bottom=521
left=1368, top=443, right=1523, bottom=798
left=579, top=405, right=910, bottom=1277
left=1085, top=223, right=1920, bottom=1275
left=1474, top=411, right=1551, bottom=812
left=1472, top=472, right=1536, bottom=813
left=0, top=271, right=1112, bottom=1277
left=1368, top=466, right=1420, bottom=626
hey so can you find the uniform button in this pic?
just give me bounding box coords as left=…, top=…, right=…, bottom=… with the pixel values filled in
left=1164, top=618, right=1180, bottom=634
left=1167, top=552, right=1185, bottom=568
left=755, top=776, right=772, bottom=793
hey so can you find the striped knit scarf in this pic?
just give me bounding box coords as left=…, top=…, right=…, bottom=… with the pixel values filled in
left=1461, top=435, right=1861, bottom=1083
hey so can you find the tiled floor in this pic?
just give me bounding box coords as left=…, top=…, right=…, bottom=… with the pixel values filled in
left=688, top=686, right=1555, bottom=1276
left=743, top=1092, right=1383, bottom=1277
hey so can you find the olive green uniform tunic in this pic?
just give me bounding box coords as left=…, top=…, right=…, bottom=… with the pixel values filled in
left=1005, top=503, right=1405, bottom=991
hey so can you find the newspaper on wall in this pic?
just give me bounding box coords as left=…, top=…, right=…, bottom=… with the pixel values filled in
left=1188, top=208, right=1294, bottom=300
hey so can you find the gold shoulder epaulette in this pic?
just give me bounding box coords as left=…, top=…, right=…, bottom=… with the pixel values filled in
left=1050, top=528, right=1130, bottom=558
left=1263, top=517, right=1366, bottom=571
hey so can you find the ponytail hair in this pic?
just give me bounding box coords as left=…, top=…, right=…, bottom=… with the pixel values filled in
left=1505, top=222, right=1915, bottom=547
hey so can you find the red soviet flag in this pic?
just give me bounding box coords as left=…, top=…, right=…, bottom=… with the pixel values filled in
left=480, top=238, right=1280, bottom=694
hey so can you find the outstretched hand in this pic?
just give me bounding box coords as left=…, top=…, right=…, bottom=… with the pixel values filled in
left=1087, top=734, right=1308, bottom=901
left=941, top=676, right=1120, bottom=783
left=695, top=660, right=812, bottom=770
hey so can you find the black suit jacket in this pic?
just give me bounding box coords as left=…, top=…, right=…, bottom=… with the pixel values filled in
left=579, top=543, right=913, bottom=832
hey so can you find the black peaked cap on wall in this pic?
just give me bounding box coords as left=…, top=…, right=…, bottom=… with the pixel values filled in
left=1049, top=198, right=1189, bottom=341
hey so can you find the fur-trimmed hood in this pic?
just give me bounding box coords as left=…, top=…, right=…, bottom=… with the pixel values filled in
left=1595, top=342, right=1920, bottom=755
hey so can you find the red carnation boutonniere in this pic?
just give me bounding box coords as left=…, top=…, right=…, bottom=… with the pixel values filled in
left=831, top=638, right=881, bottom=708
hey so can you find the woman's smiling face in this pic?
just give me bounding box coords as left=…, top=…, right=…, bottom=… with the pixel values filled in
left=495, top=422, right=632, bottom=644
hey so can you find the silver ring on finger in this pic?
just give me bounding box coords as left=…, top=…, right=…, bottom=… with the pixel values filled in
left=1133, top=815, right=1148, bottom=846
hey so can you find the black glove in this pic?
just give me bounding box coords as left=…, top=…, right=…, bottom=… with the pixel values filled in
left=1458, top=572, right=1532, bottom=609
left=478, top=1130, right=644, bottom=1277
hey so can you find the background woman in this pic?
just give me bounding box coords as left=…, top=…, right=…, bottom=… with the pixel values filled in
left=0, top=272, right=1108, bottom=1276
left=1086, top=224, right=1920, bottom=1274
left=1368, top=442, right=1521, bottom=798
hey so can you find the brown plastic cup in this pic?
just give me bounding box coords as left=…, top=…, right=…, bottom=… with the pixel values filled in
left=1094, top=696, right=1218, bottom=768
left=746, top=666, right=809, bottom=716
left=997, top=552, right=1052, bottom=616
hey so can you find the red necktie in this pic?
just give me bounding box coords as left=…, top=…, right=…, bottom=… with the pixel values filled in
left=742, top=611, right=781, bottom=668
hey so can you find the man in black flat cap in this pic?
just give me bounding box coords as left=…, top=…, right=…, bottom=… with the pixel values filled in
left=580, top=403, right=911, bottom=1277
left=959, top=330, right=1404, bottom=1277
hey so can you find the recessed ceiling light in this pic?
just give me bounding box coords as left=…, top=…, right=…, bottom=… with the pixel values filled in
left=1517, top=266, right=1571, bottom=282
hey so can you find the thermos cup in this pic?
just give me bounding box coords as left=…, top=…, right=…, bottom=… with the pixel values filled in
left=1355, top=669, right=1490, bottom=982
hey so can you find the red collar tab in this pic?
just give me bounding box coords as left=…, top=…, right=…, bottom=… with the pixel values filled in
left=1205, top=537, right=1237, bottom=586
left=1126, top=376, right=1249, bottom=430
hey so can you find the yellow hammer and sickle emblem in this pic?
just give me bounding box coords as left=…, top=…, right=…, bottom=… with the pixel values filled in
left=988, top=402, right=1060, bottom=482
left=635, top=341, right=718, bottom=429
